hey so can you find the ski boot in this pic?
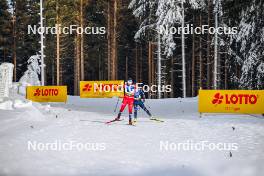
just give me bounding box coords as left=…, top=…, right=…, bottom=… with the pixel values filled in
left=128, top=114, right=134, bottom=125
left=115, top=112, right=122, bottom=121
left=134, top=111, right=138, bottom=124
left=129, top=119, right=133, bottom=125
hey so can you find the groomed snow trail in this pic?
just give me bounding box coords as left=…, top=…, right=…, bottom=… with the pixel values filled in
left=0, top=97, right=263, bottom=176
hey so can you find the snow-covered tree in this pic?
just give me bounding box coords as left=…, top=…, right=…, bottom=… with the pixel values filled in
left=19, top=55, right=41, bottom=86
left=156, top=0, right=205, bottom=57
left=212, top=0, right=223, bottom=89
left=230, top=0, right=264, bottom=89
left=129, top=0, right=158, bottom=40
left=130, top=0, right=205, bottom=57
left=130, top=0, right=205, bottom=98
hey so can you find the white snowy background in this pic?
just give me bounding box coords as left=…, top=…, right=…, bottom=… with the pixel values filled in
left=0, top=96, right=263, bottom=176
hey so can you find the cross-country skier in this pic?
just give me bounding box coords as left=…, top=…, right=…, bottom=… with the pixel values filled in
left=114, top=78, right=135, bottom=125
left=133, top=84, right=153, bottom=123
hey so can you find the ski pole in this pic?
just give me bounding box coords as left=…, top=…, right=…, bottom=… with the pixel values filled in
left=146, top=104, right=151, bottom=110
left=114, top=98, right=120, bottom=112
left=144, top=100, right=151, bottom=109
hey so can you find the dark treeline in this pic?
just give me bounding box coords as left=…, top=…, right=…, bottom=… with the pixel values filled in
left=0, top=0, right=263, bottom=97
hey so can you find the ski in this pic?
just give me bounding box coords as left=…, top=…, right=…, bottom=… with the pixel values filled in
left=127, top=123, right=136, bottom=126
left=150, top=117, right=164, bottom=123
left=105, top=118, right=123, bottom=124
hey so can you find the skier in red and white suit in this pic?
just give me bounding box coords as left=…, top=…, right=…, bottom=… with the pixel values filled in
left=115, top=78, right=135, bottom=125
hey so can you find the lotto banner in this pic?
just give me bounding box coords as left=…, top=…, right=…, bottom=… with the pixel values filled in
left=199, top=90, right=264, bottom=114
left=26, top=86, right=68, bottom=102
left=80, top=80, right=124, bottom=98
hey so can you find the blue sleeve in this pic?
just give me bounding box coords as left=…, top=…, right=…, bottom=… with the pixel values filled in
left=140, top=90, right=145, bottom=99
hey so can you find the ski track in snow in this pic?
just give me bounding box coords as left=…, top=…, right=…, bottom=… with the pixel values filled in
left=0, top=97, right=264, bottom=176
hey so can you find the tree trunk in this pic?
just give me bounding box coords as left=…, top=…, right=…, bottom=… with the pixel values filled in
left=135, top=43, right=138, bottom=81
left=107, top=0, right=111, bottom=80
left=192, top=26, right=196, bottom=97
left=56, top=1, right=60, bottom=85
left=224, top=54, right=228, bottom=89
left=148, top=42, right=152, bottom=86
left=207, top=0, right=212, bottom=89
left=214, top=1, right=219, bottom=89
left=40, top=0, right=45, bottom=86
left=157, top=31, right=161, bottom=99
left=80, top=0, right=85, bottom=81
left=125, top=56, right=128, bottom=80
left=107, top=0, right=118, bottom=80
left=98, top=47, right=102, bottom=80
left=112, top=0, right=117, bottom=80
left=199, top=13, right=203, bottom=90
left=148, top=42, right=153, bottom=98
left=139, top=44, right=142, bottom=82
left=151, top=46, right=155, bottom=97
left=170, top=57, right=174, bottom=98
left=74, top=35, right=80, bottom=95
left=181, top=1, right=186, bottom=98
left=12, top=9, right=16, bottom=82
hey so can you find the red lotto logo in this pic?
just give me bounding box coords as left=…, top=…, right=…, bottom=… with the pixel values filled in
left=212, top=92, right=258, bottom=105
left=34, top=88, right=41, bottom=96
left=212, top=93, right=223, bottom=105
left=33, top=88, right=59, bottom=96
left=83, top=84, right=92, bottom=92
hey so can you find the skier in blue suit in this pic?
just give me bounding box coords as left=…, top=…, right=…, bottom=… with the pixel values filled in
left=133, top=86, right=153, bottom=122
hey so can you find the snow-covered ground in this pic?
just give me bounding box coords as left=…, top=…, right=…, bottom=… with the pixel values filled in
left=0, top=96, right=263, bottom=176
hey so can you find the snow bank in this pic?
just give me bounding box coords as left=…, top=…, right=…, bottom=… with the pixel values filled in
left=0, top=100, right=13, bottom=110
left=0, top=97, right=263, bottom=176
left=0, top=91, right=46, bottom=121
left=13, top=99, right=33, bottom=109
